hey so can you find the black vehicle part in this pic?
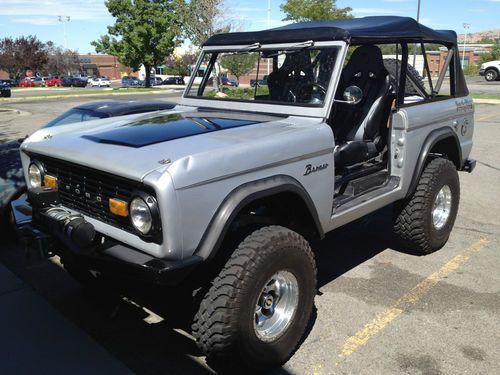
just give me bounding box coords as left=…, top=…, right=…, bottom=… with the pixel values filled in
left=28, top=187, right=60, bottom=209
left=41, top=208, right=96, bottom=248
left=392, top=158, right=459, bottom=254
left=27, top=187, right=95, bottom=248
left=194, top=175, right=324, bottom=260
left=383, top=58, right=425, bottom=96
left=192, top=226, right=316, bottom=373
left=461, top=158, right=476, bottom=173
left=407, top=127, right=461, bottom=198
left=204, top=16, right=459, bottom=46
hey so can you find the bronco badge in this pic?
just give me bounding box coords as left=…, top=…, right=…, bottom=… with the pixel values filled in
left=304, top=163, right=329, bottom=176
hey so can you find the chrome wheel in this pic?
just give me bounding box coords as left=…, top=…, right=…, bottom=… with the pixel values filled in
left=254, top=270, right=299, bottom=342
left=432, top=185, right=452, bottom=230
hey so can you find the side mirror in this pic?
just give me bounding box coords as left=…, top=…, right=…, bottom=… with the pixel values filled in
left=337, top=85, right=363, bottom=105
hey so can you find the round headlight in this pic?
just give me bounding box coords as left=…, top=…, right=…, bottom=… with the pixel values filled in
left=130, top=197, right=153, bottom=235
left=28, top=162, right=43, bottom=188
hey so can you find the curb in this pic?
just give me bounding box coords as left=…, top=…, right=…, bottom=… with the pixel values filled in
left=0, top=89, right=181, bottom=103
left=473, top=98, right=500, bottom=104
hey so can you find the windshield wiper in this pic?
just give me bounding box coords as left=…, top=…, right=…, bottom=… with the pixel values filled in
left=236, top=42, right=261, bottom=52
left=264, top=40, right=316, bottom=58
left=285, top=40, right=315, bottom=54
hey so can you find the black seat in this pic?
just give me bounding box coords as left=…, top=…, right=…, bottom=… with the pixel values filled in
left=332, top=45, right=395, bottom=168
left=268, top=50, right=313, bottom=102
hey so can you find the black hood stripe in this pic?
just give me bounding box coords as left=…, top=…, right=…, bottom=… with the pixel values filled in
left=81, top=112, right=263, bottom=148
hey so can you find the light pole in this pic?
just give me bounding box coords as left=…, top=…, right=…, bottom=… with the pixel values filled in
left=58, top=16, right=71, bottom=50
left=412, top=0, right=422, bottom=69
left=267, top=0, right=271, bottom=75
left=462, top=23, right=470, bottom=69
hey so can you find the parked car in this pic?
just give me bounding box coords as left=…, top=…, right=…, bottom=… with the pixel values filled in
left=89, top=77, right=111, bottom=87
left=250, top=75, right=269, bottom=87
left=0, top=80, right=11, bottom=97
left=1, top=100, right=176, bottom=234
left=61, top=76, right=88, bottom=87
left=207, top=76, right=238, bottom=87
left=45, top=76, right=63, bottom=87
left=162, top=76, right=185, bottom=85
left=121, top=76, right=142, bottom=87
left=12, top=16, right=476, bottom=372
left=18, top=78, right=35, bottom=87
left=0, top=79, right=17, bottom=87
left=70, top=73, right=89, bottom=82
left=33, top=77, right=47, bottom=87
left=479, top=60, right=500, bottom=81
left=145, top=76, right=163, bottom=86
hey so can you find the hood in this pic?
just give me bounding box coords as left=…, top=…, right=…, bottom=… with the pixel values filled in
left=21, top=106, right=303, bottom=182
left=80, top=112, right=267, bottom=148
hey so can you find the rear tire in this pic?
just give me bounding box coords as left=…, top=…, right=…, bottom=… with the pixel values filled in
left=192, top=226, right=316, bottom=373
left=392, top=158, right=459, bottom=254
left=383, top=58, right=425, bottom=96
left=485, top=69, right=498, bottom=82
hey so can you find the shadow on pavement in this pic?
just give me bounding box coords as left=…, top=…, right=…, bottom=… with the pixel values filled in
left=0, top=204, right=413, bottom=375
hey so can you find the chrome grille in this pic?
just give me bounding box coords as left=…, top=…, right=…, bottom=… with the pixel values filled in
left=38, top=156, right=142, bottom=234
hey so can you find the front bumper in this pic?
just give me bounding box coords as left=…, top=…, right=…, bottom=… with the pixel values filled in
left=479, top=69, right=485, bottom=76
left=11, top=193, right=202, bottom=285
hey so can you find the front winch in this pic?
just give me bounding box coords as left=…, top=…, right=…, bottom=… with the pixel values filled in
left=26, top=187, right=96, bottom=248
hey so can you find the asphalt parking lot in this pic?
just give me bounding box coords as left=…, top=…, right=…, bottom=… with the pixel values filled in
left=0, top=92, right=499, bottom=374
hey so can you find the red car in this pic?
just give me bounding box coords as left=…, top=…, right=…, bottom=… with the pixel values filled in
left=18, top=78, right=35, bottom=87
left=206, top=76, right=238, bottom=87
left=46, top=76, right=63, bottom=87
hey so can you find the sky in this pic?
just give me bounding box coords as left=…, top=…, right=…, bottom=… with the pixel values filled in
left=1, top=0, right=499, bottom=54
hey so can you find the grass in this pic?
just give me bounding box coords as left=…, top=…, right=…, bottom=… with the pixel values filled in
left=1, top=86, right=169, bottom=100
left=203, top=86, right=269, bottom=99
left=471, top=94, right=500, bottom=100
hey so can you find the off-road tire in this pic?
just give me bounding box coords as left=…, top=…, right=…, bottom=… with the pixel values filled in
left=484, top=68, right=498, bottom=82
left=383, top=58, right=425, bottom=96
left=393, top=158, right=460, bottom=254
left=192, top=226, right=316, bottom=373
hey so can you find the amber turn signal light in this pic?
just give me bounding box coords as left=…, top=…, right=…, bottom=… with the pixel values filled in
left=43, top=175, right=58, bottom=188
left=109, top=198, right=129, bottom=217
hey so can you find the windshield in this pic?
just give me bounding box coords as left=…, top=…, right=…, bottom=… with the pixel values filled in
left=42, top=108, right=108, bottom=128
left=186, top=45, right=341, bottom=107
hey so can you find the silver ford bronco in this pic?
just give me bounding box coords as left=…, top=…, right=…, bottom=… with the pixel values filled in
left=14, top=16, right=475, bottom=372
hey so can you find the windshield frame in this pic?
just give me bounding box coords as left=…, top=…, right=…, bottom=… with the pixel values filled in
left=181, top=40, right=347, bottom=118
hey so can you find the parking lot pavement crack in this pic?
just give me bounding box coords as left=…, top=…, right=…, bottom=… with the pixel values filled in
left=455, top=225, right=496, bottom=236
left=476, top=160, right=500, bottom=172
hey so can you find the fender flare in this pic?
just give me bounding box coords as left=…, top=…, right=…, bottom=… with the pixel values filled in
left=194, top=175, right=324, bottom=260
left=406, top=127, right=462, bottom=198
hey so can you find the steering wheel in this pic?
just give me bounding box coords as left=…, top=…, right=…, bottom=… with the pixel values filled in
left=294, top=82, right=327, bottom=103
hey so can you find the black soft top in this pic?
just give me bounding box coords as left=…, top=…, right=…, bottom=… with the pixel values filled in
left=204, top=16, right=457, bottom=46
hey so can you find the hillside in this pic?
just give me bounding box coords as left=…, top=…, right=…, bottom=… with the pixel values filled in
left=458, top=29, right=500, bottom=43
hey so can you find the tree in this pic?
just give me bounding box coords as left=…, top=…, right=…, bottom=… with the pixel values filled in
left=479, top=43, right=500, bottom=65
left=182, top=0, right=232, bottom=47
left=0, top=36, right=49, bottom=78
left=92, top=0, right=183, bottom=87
left=164, top=50, right=197, bottom=77
left=45, top=42, right=80, bottom=76
left=280, top=0, right=352, bottom=22
left=220, top=53, right=258, bottom=84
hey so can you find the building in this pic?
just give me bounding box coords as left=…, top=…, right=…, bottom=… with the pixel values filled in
left=427, top=44, right=494, bottom=75
left=78, top=54, right=125, bottom=80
